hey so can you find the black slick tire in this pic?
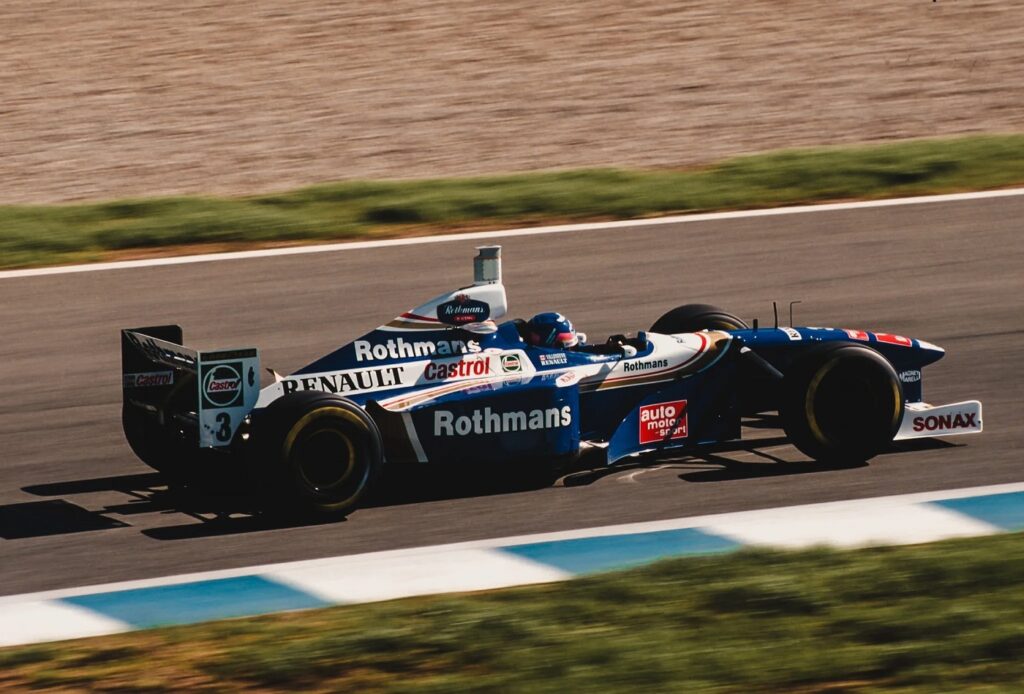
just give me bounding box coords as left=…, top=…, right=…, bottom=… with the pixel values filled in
left=780, top=343, right=904, bottom=463
left=257, top=392, right=382, bottom=518
left=651, top=304, right=749, bottom=333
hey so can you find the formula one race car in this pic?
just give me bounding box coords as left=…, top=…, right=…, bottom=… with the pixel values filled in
left=121, top=246, right=983, bottom=517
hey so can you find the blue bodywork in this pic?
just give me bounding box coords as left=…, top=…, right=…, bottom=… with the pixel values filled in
left=257, top=317, right=944, bottom=466
left=121, top=247, right=952, bottom=470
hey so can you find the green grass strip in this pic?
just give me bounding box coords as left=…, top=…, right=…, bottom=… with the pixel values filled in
left=3, top=134, right=1024, bottom=269
left=4, top=532, right=1024, bottom=692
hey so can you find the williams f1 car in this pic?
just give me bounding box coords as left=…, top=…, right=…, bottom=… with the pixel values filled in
left=121, top=246, right=982, bottom=516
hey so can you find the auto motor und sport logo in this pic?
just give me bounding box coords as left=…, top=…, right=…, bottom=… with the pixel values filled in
left=201, top=362, right=243, bottom=408
left=638, top=400, right=688, bottom=445
left=437, top=294, right=490, bottom=326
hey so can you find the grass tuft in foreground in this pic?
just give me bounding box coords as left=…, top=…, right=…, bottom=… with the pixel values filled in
left=2, top=134, right=1024, bottom=269
left=4, top=532, right=1024, bottom=691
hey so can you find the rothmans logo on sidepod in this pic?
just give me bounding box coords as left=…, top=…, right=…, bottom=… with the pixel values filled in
left=202, top=363, right=243, bottom=408
left=437, top=294, right=490, bottom=326
left=435, top=405, right=571, bottom=436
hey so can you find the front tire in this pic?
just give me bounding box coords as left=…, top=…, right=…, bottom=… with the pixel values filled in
left=258, top=393, right=383, bottom=518
left=780, top=343, right=903, bottom=463
left=651, top=303, right=749, bottom=333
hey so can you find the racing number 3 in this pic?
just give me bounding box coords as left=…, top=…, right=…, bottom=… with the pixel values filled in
left=215, top=412, right=232, bottom=442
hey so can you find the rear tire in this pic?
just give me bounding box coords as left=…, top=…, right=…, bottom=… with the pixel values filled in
left=257, top=392, right=383, bottom=518
left=780, top=343, right=903, bottom=463
left=651, top=304, right=749, bottom=333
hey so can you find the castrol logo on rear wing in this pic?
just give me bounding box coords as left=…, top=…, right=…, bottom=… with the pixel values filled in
left=202, top=363, right=243, bottom=407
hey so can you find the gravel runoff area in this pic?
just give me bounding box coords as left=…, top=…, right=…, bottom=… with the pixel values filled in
left=1, top=0, right=1022, bottom=204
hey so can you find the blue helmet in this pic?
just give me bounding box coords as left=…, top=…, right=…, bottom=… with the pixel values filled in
left=526, top=312, right=579, bottom=348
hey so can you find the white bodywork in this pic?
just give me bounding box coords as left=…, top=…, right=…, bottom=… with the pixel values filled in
left=894, top=400, right=983, bottom=441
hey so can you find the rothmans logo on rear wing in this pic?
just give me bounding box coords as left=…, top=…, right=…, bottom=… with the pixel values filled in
left=123, top=330, right=198, bottom=372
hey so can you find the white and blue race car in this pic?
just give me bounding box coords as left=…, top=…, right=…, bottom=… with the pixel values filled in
left=121, top=246, right=982, bottom=517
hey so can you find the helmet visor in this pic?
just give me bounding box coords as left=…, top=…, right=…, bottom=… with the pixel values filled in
left=554, top=331, right=578, bottom=348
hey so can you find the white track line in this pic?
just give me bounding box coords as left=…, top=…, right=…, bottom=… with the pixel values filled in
left=268, top=549, right=571, bottom=604
left=3, top=187, right=1023, bottom=281
left=3, top=480, right=1022, bottom=606
left=0, top=601, right=129, bottom=647
left=705, top=503, right=999, bottom=549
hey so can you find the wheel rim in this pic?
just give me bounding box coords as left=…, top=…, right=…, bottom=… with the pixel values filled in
left=281, top=406, right=376, bottom=507
left=293, top=427, right=356, bottom=492
left=807, top=357, right=899, bottom=454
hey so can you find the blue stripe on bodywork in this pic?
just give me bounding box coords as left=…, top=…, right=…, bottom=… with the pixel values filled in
left=931, top=492, right=1024, bottom=531
left=61, top=575, right=328, bottom=628
left=500, top=527, right=740, bottom=575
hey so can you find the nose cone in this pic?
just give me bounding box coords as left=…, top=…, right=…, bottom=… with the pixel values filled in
left=913, top=338, right=945, bottom=366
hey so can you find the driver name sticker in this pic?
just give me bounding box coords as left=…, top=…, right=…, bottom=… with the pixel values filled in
left=639, top=400, right=688, bottom=444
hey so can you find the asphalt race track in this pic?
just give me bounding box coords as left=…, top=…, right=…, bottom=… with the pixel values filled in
left=1, top=195, right=1022, bottom=597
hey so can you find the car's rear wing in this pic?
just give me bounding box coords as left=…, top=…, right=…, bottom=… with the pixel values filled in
left=121, top=326, right=260, bottom=448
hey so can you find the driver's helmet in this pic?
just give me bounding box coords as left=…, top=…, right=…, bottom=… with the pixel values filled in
left=525, top=312, right=579, bottom=349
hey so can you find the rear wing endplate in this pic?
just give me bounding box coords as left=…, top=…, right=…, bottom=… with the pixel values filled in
left=122, top=326, right=260, bottom=448
left=196, top=347, right=261, bottom=447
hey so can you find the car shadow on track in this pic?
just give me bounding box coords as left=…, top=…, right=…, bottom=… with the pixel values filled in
left=677, top=436, right=962, bottom=483
left=8, top=434, right=964, bottom=542
left=0, top=499, right=132, bottom=539
left=2, top=474, right=161, bottom=540
left=561, top=434, right=963, bottom=487
left=9, top=465, right=566, bottom=541
left=141, top=466, right=568, bottom=541
left=12, top=473, right=307, bottom=540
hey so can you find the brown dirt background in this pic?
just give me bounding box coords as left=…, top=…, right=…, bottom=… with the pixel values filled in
left=1, top=0, right=1022, bottom=204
